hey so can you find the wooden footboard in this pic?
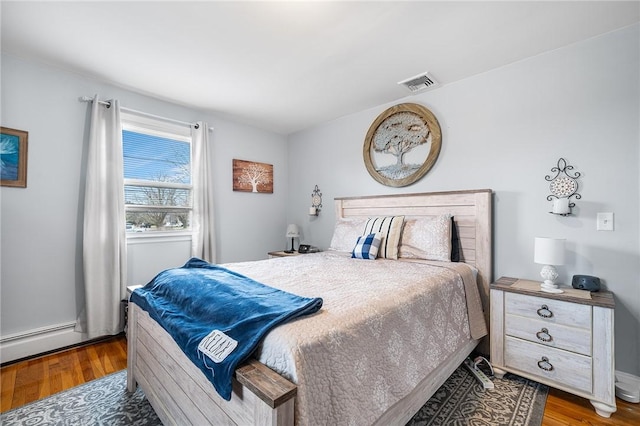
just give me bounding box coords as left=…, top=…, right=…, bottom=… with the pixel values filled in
left=128, top=299, right=476, bottom=426
left=127, top=301, right=296, bottom=426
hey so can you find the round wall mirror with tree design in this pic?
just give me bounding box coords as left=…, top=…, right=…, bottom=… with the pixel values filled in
left=363, top=103, right=442, bottom=187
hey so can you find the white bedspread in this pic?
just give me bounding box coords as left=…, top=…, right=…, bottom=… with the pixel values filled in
left=225, top=251, right=484, bottom=426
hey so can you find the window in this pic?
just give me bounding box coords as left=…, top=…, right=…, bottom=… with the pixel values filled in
left=121, top=113, right=193, bottom=233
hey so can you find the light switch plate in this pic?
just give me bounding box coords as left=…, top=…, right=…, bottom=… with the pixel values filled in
left=597, top=212, right=614, bottom=231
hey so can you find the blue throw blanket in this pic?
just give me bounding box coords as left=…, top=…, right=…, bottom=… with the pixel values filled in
left=130, top=258, right=323, bottom=401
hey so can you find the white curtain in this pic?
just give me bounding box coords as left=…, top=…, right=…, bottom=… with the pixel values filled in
left=191, top=121, right=216, bottom=263
left=76, top=95, right=127, bottom=338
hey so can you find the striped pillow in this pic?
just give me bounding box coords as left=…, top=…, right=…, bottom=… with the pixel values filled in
left=351, top=233, right=382, bottom=260
left=363, top=216, right=404, bottom=259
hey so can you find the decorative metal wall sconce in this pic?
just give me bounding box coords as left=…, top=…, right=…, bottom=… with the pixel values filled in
left=545, top=158, right=581, bottom=216
left=309, top=185, right=322, bottom=216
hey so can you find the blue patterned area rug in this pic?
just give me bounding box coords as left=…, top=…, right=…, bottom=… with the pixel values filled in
left=1, top=366, right=547, bottom=425
left=1, top=370, right=161, bottom=426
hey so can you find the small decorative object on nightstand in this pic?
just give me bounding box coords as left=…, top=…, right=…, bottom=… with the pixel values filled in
left=490, top=277, right=616, bottom=418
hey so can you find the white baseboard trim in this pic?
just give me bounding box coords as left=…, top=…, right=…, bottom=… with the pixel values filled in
left=0, top=321, right=87, bottom=364
left=616, top=370, right=640, bottom=403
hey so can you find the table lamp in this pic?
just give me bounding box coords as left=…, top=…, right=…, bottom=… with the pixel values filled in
left=534, top=237, right=565, bottom=293
left=285, top=224, right=300, bottom=253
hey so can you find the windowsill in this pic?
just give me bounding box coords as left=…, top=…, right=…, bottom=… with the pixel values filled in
left=126, top=230, right=193, bottom=244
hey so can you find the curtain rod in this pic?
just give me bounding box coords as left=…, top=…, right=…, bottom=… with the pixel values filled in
left=80, top=96, right=213, bottom=131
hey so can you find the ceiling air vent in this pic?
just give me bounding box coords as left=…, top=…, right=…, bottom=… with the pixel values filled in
left=398, top=71, right=439, bottom=93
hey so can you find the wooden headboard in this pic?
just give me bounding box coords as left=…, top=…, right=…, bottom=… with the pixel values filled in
left=334, top=189, right=493, bottom=350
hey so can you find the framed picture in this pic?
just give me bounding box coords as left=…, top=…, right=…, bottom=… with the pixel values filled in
left=232, top=159, right=273, bottom=193
left=363, top=103, right=441, bottom=187
left=1, top=127, right=29, bottom=188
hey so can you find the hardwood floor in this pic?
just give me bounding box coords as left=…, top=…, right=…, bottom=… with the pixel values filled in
left=1, top=336, right=127, bottom=413
left=543, top=387, right=639, bottom=426
left=2, top=335, right=639, bottom=425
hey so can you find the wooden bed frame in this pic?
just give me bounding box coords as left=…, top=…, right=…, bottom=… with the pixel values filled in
left=127, top=189, right=493, bottom=426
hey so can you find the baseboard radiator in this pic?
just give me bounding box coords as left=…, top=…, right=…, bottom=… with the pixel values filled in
left=0, top=321, right=85, bottom=364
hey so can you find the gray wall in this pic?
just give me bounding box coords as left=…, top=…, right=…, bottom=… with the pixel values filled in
left=1, top=24, right=638, bottom=376
left=287, top=25, right=640, bottom=376
left=0, top=54, right=289, bottom=342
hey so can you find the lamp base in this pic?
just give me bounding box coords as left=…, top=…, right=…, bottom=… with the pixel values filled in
left=285, top=237, right=295, bottom=254
left=539, top=264, right=563, bottom=293
left=541, top=281, right=558, bottom=289
left=540, top=284, right=564, bottom=294
left=540, top=265, right=559, bottom=285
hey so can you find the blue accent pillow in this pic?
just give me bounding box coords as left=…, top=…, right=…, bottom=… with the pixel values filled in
left=351, top=233, right=382, bottom=260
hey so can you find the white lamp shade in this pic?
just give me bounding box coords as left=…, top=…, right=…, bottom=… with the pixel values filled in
left=286, top=224, right=300, bottom=238
left=534, top=237, right=565, bottom=265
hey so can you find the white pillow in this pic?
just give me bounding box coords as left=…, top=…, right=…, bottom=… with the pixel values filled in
left=328, top=218, right=369, bottom=252
left=399, top=215, right=452, bottom=261
left=363, top=216, right=404, bottom=259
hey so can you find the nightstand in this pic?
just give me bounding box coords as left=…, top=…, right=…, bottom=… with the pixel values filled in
left=268, top=251, right=302, bottom=258
left=490, top=276, right=616, bottom=418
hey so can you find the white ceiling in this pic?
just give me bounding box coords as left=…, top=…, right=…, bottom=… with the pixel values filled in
left=2, top=1, right=639, bottom=134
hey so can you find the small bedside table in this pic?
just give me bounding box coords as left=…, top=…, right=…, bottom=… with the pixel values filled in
left=268, top=251, right=302, bottom=258
left=490, top=276, right=616, bottom=418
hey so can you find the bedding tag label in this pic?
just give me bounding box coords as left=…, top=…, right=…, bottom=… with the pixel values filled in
left=198, top=330, right=238, bottom=363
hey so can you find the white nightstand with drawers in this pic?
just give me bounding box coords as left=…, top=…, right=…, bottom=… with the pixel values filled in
left=490, top=276, right=616, bottom=418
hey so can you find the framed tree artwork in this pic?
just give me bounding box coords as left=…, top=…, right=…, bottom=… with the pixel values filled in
left=363, top=103, right=441, bottom=187
left=1, top=127, right=29, bottom=188
left=232, top=159, right=273, bottom=193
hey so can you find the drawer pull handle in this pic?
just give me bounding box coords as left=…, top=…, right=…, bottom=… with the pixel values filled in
left=536, top=328, right=552, bottom=342
left=537, top=356, right=554, bottom=372
left=536, top=304, right=553, bottom=318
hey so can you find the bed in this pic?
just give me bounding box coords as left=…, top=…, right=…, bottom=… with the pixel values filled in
left=127, top=189, right=493, bottom=425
